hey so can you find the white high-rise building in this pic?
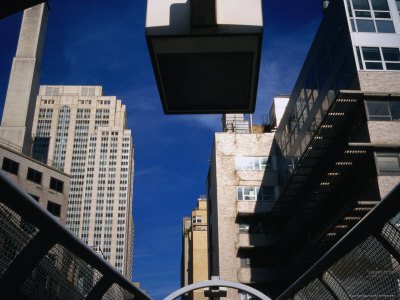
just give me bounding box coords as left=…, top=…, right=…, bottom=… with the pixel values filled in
left=31, top=85, right=134, bottom=278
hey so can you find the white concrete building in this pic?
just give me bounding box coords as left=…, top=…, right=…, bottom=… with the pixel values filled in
left=207, top=114, right=281, bottom=300
left=31, top=85, right=134, bottom=278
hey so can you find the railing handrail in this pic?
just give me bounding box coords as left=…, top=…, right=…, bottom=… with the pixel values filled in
left=275, top=182, right=400, bottom=300
left=0, top=171, right=152, bottom=300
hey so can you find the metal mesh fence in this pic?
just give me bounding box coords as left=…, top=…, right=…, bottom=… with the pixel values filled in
left=0, top=202, right=38, bottom=277
left=296, top=279, right=335, bottom=300
left=102, top=283, right=135, bottom=300
left=19, top=243, right=103, bottom=299
left=329, top=236, right=400, bottom=299
left=322, top=271, right=350, bottom=300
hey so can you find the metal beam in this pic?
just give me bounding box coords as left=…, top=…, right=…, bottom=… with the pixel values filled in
left=85, top=276, right=113, bottom=300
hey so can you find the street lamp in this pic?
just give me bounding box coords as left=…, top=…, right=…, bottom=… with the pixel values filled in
left=146, top=0, right=263, bottom=114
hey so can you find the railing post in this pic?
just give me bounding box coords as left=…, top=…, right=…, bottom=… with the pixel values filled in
left=0, top=231, right=55, bottom=299
left=85, top=276, right=113, bottom=300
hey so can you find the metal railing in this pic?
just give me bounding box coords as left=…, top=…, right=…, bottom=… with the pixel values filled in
left=0, top=171, right=152, bottom=300
left=276, top=183, right=400, bottom=300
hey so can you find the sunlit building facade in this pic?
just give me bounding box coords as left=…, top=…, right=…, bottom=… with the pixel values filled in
left=31, top=85, right=134, bottom=277
left=207, top=115, right=280, bottom=300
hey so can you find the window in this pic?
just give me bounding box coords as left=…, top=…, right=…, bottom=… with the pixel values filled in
left=239, top=223, right=250, bottom=233
left=50, top=177, right=64, bottom=193
left=236, top=157, right=273, bottom=170
left=47, top=201, right=61, bottom=217
left=359, top=47, right=400, bottom=70
left=237, top=186, right=275, bottom=201
left=366, top=100, right=400, bottom=121
left=349, top=0, right=395, bottom=33
left=192, top=215, right=202, bottom=224
left=27, top=168, right=42, bottom=184
left=396, top=0, right=400, bottom=15
left=2, top=157, right=19, bottom=175
left=382, top=48, right=400, bottom=70
left=240, top=258, right=251, bottom=268
left=376, top=152, right=400, bottom=174
left=239, top=222, right=263, bottom=233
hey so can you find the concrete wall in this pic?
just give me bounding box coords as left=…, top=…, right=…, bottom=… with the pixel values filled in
left=359, top=72, right=400, bottom=94
left=368, top=121, right=400, bottom=145
left=208, top=132, right=277, bottom=300
left=0, top=145, right=70, bottom=224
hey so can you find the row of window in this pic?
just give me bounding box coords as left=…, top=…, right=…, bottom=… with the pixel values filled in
left=236, top=156, right=273, bottom=171
left=356, top=47, right=400, bottom=70
left=366, top=100, right=400, bottom=120
left=237, top=186, right=275, bottom=201
left=347, top=0, right=398, bottom=33
left=2, top=157, right=64, bottom=192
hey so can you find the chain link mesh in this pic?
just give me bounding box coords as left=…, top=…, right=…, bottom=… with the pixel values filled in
left=296, top=278, right=335, bottom=300
left=19, top=244, right=103, bottom=299
left=322, top=271, right=350, bottom=300
left=328, top=236, right=400, bottom=299
left=102, top=283, right=135, bottom=300
left=0, top=203, right=38, bottom=277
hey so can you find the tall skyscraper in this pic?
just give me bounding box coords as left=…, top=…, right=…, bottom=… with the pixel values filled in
left=31, top=85, right=134, bottom=277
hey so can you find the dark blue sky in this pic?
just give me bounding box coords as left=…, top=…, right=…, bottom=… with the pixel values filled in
left=0, top=1, right=322, bottom=298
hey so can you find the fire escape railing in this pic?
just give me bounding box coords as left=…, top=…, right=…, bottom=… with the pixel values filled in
left=0, top=171, right=152, bottom=300
left=275, top=183, right=400, bottom=300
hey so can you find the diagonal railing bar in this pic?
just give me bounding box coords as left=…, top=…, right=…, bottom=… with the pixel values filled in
left=0, top=171, right=152, bottom=300
left=0, top=231, right=56, bottom=299
left=275, top=182, right=400, bottom=300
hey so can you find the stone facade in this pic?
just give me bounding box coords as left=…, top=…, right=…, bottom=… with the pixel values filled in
left=0, top=144, right=70, bottom=224
left=208, top=132, right=278, bottom=300
left=31, top=85, right=134, bottom=278
left=359, top=72, right=400, bottom=94
left=182, top=197, right=209, bottom=300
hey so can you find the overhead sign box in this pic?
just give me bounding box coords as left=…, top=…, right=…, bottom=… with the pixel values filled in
left=146, top=0, right=263, bottom=114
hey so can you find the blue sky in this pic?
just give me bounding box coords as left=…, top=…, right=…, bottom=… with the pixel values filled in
left=0, top=1, right=322, bottom=298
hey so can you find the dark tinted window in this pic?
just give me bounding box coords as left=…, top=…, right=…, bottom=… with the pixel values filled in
left=27, top=168, right=42, bottom=184
left=371, top=0, right=389, bottom=10
left=376, top=153, right=400, bottom=174
left=382, top=48, right=400, bottom=61
left=2, top=157, right=19, bottom=175
left=357, top=20, right=376, bottom=32
left=50, top=177, right=64, bottom=193
left=376, top=20, right=395, bottom=33
left=352, top=0, right=370, bottom=9
left=47, top=201, right=61, bottom=217
left=362, top=47, right=382, bottom=60
left=367, top=102, right=391, bottom=120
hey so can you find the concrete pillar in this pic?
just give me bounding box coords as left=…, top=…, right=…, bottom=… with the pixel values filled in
left=0, top=3, right=48, bottom=154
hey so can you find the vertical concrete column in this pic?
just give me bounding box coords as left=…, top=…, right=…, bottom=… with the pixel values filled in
left=0, top=3, right=48, bottom=154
